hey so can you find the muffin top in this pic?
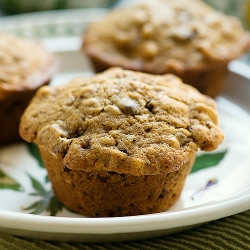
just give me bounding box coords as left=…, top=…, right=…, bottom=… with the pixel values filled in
left=20, top=67, right=224, bottom=175
left=0, top=33, right=57, bottom=101
left=83, top=0, right=250, bottom=74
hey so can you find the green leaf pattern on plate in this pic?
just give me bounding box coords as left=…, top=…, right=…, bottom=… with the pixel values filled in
left=191, top=150, right=227, bottom=174
left=26, top=143, right=45, bottom=169
left=0, top=169, right=23, bottom=191
left=23, top=174, right=64, bottom=216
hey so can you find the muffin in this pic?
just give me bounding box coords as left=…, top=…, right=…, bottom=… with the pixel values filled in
left=0, top=33, right=58, bottom=146
left=19, top=67, right=224, bottom=217
left=82, top=0, right=250, bottom=98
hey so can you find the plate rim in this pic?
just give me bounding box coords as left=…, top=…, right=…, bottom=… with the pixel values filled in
left=0, top=190, right=250, bottom=234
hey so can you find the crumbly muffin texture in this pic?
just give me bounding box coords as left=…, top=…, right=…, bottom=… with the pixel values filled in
left=20, top=67, right=224, bottom=176
left=82, top=0, right=250, bottom=74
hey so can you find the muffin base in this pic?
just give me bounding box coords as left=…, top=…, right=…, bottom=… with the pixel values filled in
left=39, top=147, right=195, bottom=217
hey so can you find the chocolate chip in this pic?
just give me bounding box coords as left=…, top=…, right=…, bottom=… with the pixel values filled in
left=145, top=101, right=154, bottom=112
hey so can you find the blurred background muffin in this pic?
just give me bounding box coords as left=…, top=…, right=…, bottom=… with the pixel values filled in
left=0, top=33, right=57, bottom=146
left=117, top=0, right=250, bottom=30
left=82, top=0, right=250, bottom=98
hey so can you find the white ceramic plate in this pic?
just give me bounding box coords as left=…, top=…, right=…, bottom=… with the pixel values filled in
left=0, top=37, right=250, bottom=242
left=1, top=9, right=250, bottom=242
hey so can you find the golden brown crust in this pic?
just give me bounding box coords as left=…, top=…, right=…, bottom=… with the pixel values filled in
left=0, top=33, right=58, bottom=145
left=20, top=67, right=224, bottom=175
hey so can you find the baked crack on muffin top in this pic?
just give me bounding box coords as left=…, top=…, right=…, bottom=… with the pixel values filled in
left=20, top=67, right=224, bottom=176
